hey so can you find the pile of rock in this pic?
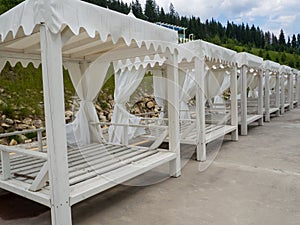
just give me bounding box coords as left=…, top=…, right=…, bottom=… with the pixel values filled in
left=0, top=115, right=44, bottom=145
left=0, top=92, right=164, bottom=145
left=130, top=94, right=162, bottom=117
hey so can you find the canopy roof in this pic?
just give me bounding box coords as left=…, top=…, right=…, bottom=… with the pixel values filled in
left=178, top=40, right=237, bottom=66
left=236, top=52, right=263, bottom=69
left=291, top=68, right=300, bottom=76
left=0, top=0, right=178, bottom=70
left=279, top=65, right=291, bottom=74
left=262, top=60, right=280, bottom=72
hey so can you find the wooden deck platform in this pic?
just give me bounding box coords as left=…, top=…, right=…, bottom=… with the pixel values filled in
left=238, top=114, right=263, bottom=125
left=0, top=143, right=176, bottom=207
left=146, top=121, right=236, bottom=146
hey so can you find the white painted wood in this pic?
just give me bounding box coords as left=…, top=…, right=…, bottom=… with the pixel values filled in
left=0, top=145, right=47, bottom=160
left=69, top=151, right=176, bottom=206
left=0, top=179, right=50, bottom=207
left=240, top=65, right=248, bottom=135
left=166, top=52, right=181, bottom=176
left=287, top=74, right=292, bottom=111
left=37, top=130, right=43, bottom=152
left=258, top=69, right=264, bottom=125
left=0, top=151, right=11, bottom=180
left=280, top=73, right=285, bottom=114
left=205, top=125, right=237, bottom=143
left=275, top=73, right=281, bottom=116
left=295, top=75, right=299, bottom=107
left=264, top=69, right=270, bottom=122
left=289, top=74, right=294, bottom=110
left=0, top=128, right=45, bottom=138
left=297, top=75, right=300, bottom=107
left=195, top=58, right=206, bottom=161
left=230, top=66, right=238, bottom=141
left=29, top=162, right=49, bottom=192
left=123, top=125, right=129, bottom=145
left=40, top=25, right=72, bottom=225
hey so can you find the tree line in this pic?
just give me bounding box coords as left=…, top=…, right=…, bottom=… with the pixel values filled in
left=1, top=0, right=300, bottom=57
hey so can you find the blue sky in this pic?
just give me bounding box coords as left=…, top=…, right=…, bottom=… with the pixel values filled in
left=123, top=0, right=300, bottom=38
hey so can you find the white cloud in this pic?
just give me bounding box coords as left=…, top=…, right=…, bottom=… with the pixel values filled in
left=122, top=0, right=300, bottom=36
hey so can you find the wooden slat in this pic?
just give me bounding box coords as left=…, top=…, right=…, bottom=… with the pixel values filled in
left=0, top=179, right=50, bottom=207
left=69, top=151, right=176, bottom=206
left=69, top=149, right=158, bottom=185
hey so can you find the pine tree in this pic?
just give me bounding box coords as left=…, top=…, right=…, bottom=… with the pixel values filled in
left=144, top=0, right=158, bottom=22
left=279, top=29, right=286, bottom=51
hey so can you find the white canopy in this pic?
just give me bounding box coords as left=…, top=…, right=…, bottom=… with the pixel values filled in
left=0, top=0, right=178, bottom=71
left=262, top=60, right=280, bottom=73
left=0, top=0, right=179, bottom=146
left=177, top=40, right=237, bottom=112
left=279, top=65, right=291, bottom=74
left=236, top=52, right=263, bottom=69
left=178, top=40, right=237, bottom=65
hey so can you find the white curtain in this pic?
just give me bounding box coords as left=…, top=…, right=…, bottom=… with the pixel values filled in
left=65, top=59, right=110, bottom=146
left=205, top=69, right=225, bottom=99
left=248, top=74, right=259, bottom=98
left=153, top=69, right=166, bottom=119
left=179, top=70, right=197, bottom=119
left=214, top=70, right=231, bottom=105
left=108, top=67, right=146, bottom=144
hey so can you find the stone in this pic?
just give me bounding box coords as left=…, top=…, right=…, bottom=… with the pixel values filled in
left=32, top=119, right=43, bottom=128
left=24, top=139, right=32, bottom=144
left=0, top=126, right=4, bottom=133
left=5, top=118, right=14, bottom=125
left=108, top=94, right=113, bottom=100
left=0, top=88, right=4, bottom=93
left=65, top=111, right=73, bottom=118
left=16, top=124, right=28, bottom=130
left=100, top=115, right=107, bottom=122
left=0, top=138, right=8, bottom=145
left=1, top=115, right=6, bottom=120
left=28, top=125, right=36, bottom=130
left=14, top=119, right=21, bottom=124
left=107, top=112, right=112, bottom=121
left=1, top=123, right=11, bottom=129
left=95, top=104, right=102, bottom=111
left=146, top=101, right=155, bottom=109
left=9, top=139, right=18, bottom=146
left=17, top=134, right=27, bottom=142
left=23, top=118, right=32, bottom=125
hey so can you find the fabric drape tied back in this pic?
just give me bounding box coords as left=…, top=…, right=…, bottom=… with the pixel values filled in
left=109, top=66, right=147, bottom=144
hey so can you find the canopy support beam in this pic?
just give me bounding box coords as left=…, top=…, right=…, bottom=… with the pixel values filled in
left=230, top=66, right=238, bottom=141
left=40, top=25, right=72, bottom=225
left=275, top=73, right=281, bottom=116
left=258, top=69, right=264, bottom=125
left=195, top=57, right=206, bottom=161
left=264, top=69, right=270, bottom=122
left=167, top=53, right=181, bottom=177
left=240, top=65, right=248, bottom=135
left=280, top=73, right=285, bottom=114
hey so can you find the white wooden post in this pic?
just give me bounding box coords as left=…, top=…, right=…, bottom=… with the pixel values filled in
left=230, top=66, right=238, bottom=141
left=37, top=130, right=43, bottom=152
left=287, top=73, right=292, bottom=111
left=0, top=151, right=11, bottom=180
left=195, top=57, right=206, bottom=161
left=40, top=25, right=72, bottom=225
left=258, top=69, right=264, bottom=125
left=166, top=52, right=181, bottom=177
left=289, top=73, right=294, bottom=110
left=275, top=73, right=280, bottom=116
left=295, top=71, right=299, bottom=107
left=264, top=69, right=270, bottom=122
left=240, top=65, right=248, bottom=135
left=280, top=73, right=285, bottom=114
left=296, top=74, right=300, bottom=107
left=123, top=125, right=129, bottom=145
